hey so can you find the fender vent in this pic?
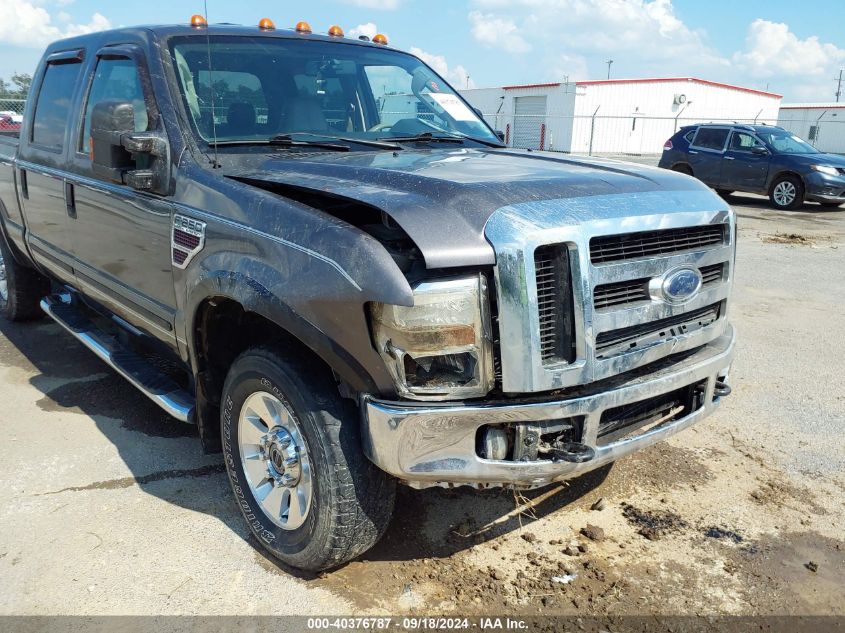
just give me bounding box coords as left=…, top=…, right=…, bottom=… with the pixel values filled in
left=172, top=215, right=206, bottom=269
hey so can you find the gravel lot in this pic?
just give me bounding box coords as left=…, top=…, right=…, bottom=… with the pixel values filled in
left=1, top=191, right=843, bottom=620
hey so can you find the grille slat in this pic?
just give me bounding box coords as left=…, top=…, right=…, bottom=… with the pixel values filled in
left=590, top=225, right=726, bottom=264
left=593, top=263, right=726, bottom=310
left=595, top=302, right=722, bottom=358
left=534, top=245, right=576, bottom=364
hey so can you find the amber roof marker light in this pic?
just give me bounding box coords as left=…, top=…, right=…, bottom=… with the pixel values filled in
left=190, top=14, right=208, bottom=28
left=295, top=21, right=312, bottom=34
left=258, top=18, right=276, bottom=31
left=328, top=25, right=345, bottom=37
left=372, top=33, right=388, bottom=45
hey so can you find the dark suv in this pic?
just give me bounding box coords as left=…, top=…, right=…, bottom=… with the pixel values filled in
left=659, top=124, right=845, bottom=210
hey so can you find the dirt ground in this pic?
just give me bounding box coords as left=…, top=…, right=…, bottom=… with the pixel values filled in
left=1, top=192, right=843, bottom=622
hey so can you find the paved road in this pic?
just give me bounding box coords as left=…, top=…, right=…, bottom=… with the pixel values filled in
left=1, top=194, right=843, bottom=619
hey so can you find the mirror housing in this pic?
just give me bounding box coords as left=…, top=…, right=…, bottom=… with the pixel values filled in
left=495, top=130, right=506, bottom=143
left=751, top=145, right=769, bottom=155
left=91, top=100, right=170, bottom=194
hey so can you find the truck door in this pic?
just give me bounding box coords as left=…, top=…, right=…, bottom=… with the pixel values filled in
left=687, top=127, right=729, bottom=186
left=64, top=47, right=177, bottom=346
left=17, top=51, right=84, bottom=282
left=721, top=130, right=771, bottom=192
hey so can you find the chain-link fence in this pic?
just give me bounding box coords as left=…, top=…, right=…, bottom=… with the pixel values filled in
left=485, top=111, right=845, bottom=157
left=0, top=98, right=26, bottom=117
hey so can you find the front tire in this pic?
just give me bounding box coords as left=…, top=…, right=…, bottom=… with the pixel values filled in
left=221, top=346, right=395, bottom=571
left=769, top=175, right=804, bottom=210
left=0, top=237, right=49, bottom=322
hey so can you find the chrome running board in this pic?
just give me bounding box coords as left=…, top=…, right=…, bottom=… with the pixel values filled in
left=40, top=294, right=194, bottom=423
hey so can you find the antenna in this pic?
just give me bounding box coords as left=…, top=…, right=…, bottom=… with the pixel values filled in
left=204, top=0, right=220, bottom=168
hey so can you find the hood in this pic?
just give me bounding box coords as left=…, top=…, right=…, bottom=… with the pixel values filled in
left=230, top=147, right=709, bottom=269
left=784, top=152, right=845, bottom=168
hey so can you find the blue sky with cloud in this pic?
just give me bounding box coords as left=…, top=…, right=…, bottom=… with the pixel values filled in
left=1, top=0, right=843, bottom=101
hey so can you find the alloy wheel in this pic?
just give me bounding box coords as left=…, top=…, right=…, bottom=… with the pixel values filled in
left=237, top=391, right=313, bottom=530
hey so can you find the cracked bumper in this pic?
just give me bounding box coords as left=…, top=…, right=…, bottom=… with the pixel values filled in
left=361, top=326, right=735, bottom=488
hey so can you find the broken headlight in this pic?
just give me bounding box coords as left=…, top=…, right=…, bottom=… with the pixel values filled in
left=371, top=273, right=494, bottom=400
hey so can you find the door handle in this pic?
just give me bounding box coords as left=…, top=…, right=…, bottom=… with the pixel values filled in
left=19, top=169, right=28, bottom=199
left=64, top=181, right=76, bottom=219
left=724, top=156, right=735, bottom=160
left=688, top=150, right=698, bottom=154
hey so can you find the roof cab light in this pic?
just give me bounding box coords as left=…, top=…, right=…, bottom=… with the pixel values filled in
left=258, top=18, right=275, bottom=31
left=190, top=14, right=208, bottom=28
left=328, top=25, right=345, bottom=37
left=295, top=21, right=312, bottom=34
left=372, top=33, right=389, bottom=45
left=663, top=139, right=673, bottom=151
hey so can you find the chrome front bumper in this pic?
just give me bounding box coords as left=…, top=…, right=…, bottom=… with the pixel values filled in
left=361, top=326, right=735, bottom=488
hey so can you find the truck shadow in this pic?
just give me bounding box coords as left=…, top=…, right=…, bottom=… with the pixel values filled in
left=2, top=317, right=609, bottom=578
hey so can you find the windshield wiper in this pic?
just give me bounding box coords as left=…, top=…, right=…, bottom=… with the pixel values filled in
left=379, top=131, right=506, bottom=148
left=285, top=132, right=402, bottom=151
left=378, top=132, right=466, bottom=144
left=208, top=136, right=350, bottom=152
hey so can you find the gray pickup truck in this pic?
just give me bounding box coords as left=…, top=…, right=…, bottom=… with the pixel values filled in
left=0, top=19, right=735, bottom=571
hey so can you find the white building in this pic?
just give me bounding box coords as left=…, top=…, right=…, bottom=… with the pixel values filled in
left=460, top=77, right=782, bottom=155
left=777, top=103, right=845, bottom=154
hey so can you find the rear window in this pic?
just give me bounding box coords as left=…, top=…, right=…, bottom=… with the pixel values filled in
left=691, top=127, right=729, bottom=151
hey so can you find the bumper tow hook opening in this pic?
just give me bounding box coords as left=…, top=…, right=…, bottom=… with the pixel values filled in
left=714, top=381, right=732, bottom=398
left=550, top=442, right=595, bottom=464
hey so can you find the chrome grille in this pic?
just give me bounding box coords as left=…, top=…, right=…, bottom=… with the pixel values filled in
left=595, top=302, right=722, bottom=358
left=593, top=262, right=726, bottom=310
left=590, top=225, right=726, bottom=264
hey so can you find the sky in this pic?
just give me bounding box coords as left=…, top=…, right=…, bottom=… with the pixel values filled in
left=1, top=0, right=843, bottom=103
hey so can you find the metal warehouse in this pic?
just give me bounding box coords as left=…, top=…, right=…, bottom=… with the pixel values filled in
left=459, top=77, right=782, bottom=155
left=777, top=103, right=845, bottom=154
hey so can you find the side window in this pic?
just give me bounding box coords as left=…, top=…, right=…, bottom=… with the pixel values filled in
left=32, top=61, right=82, bottom=149
left=683, top=130, right=696, bottom=143
left=691, top=128, right=729, bottom=151
left=729, top=132, right=764, bottom=151
left=80, top=58, right=149, bottom=154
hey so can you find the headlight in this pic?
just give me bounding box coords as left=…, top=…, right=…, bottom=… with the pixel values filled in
left=811, top=165, right=840, bottom=176
left=370, top=273, right=494, bottom=400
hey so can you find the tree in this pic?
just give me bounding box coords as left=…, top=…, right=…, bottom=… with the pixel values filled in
left=11, top=73, right=32, bottom=96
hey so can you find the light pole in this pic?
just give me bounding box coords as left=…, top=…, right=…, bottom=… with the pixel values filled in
left=605, top=60, right=613, bottom=80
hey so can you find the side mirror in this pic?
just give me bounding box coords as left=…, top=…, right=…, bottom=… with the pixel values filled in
left=751, top=145, right=769, bottom=155
left=91, top=100, right=170, bottom=194
left=495, top=130, right=506, bottom=143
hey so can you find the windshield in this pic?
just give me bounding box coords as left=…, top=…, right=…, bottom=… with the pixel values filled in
left=756, top=129, right=819, bottom=154
left=169, top=36, right=498, bottom=148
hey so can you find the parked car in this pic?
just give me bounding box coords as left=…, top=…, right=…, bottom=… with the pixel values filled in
left=0, top=19, right=735, bottom=571
left=0, top=114, right=20, bottom=133
left=659, top=123, right=845, bottom=210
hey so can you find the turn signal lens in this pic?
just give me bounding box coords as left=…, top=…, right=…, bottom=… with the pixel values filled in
left=190, top=14, right=208, bottom=28
left=328, top=25, right=344, bottom=37
left=373, top=33, right=388, bottom=45
left=295, top=21, right=312, bottom=33
left=258, top=18, right=275, bottom=30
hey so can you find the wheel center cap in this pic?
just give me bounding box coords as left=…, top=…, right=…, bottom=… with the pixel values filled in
left=269, top=446, right=286, bottom=471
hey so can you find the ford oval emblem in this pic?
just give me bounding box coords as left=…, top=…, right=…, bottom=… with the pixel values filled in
left=660, top=268, right=702, bottom=304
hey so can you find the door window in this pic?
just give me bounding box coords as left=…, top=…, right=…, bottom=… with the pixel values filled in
left=691, top=127, right=729, bottom=151
left=80, top=58, right=149, bottom=154
left=729, top=132, right=765, bottom=152
left=31, top=61, right=82, bottom=149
